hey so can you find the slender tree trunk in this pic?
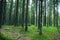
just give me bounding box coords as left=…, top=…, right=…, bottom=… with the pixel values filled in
left=2, top=0, right=6, bottom=25
left=25, top=0, right=29, bottom=31
left=38, top=0, right=43, bottom=35
left=56, top=0, right=58, bottom=27
left=53, top=1, right=55, bottom=26
left=22, top=0, right=25, bottom=28
left=39, top=0, right=42, bottom=35
left=9, top=0, right=13, bottom=25
left=43, top=0, right=46, bottom=26
left=0, top=0, right=3, bottom=28
left=36, top=0, right=38, bottom=26
left=48, top=0, right=52, bottom=26
left=38, top=0, right=40, bottom=29
left=15, top=0, right=19, bottom=25
left=31, top=12, right=35, bottom=25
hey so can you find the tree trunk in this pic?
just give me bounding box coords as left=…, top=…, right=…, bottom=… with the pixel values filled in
left=22, top=0, right=25, bottom=28
left=36, top=0, right=38, bottom=26
left=56, top=1, right=58, bottom=27
left=9, top=0, right=13, bottom=25
left=25, top=0, right=29, bottom=31
left=15, top=0, right=19, bottom=25
left=43, top=0, right=46, bottom=26
left=2, top=0, right=6, bottom=25
left=0, top=0, right=3, bottom=28
left=38, top=0, right=43, bottom=35
left=53, top=1, right=55, bottom=26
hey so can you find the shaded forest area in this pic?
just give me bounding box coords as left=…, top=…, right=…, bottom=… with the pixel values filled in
left=0, top=0, right=60, bottom=40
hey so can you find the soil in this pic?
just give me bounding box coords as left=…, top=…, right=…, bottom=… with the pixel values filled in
left=0, top=28, right=31, bottom=40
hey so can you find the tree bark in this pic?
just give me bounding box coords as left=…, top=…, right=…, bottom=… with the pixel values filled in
left=2, top=0, right=6, bottom=25
left=0, top=0, right=3, bottom=28
left=9, top=0, right=13, bottom=25
left=25, top=0, right=29, bottom=31
left=15, top=0, right=19, bottom=25
left=22, top=0, right=25, bottom=27
left=36, top=0, right=38, bottom=26
left=43, top=0, right=46, bottom=26
left=38, top=0, right=43, bottom=35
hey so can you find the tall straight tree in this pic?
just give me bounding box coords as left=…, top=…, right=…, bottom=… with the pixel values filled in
left=2, top=0, right=6, bottom=25
left=43, top=0, right=46, bottom=26
left=53, top=0, right=55, bottom=26
left=38, top=0, right=40, bottom=29
left=25, top=0, right=29, bottom=31
left=56, top=0, right=58, bottom=27
left=22, top=0, right=25, bottom=27
left=31, top=8, right=35, bottom=25
left=38, top=0, right=43, bottom=35
left=0, top=0, right=3, bottom=28
left=36, top=0, right=38, bottom=26
left=48, top=0, right=53, bottom=26
left=15, top=0, right=19, bottom=25
left=9, top=0, right=13, bottom=25
left=53, top=0, right=58, bottom=27
left=31, top=0, right=35, bottom=25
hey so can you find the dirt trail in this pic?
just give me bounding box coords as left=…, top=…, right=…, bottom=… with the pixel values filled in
left=46, top=32, right=60, bottom=40
left=53, top=33, right=60, bottom=40
left=0, top=28, right=31, bottom=40
left=1, top=27, right=60, bottom=40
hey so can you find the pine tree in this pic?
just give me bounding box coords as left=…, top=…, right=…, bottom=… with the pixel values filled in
left=0, top=0, right=3, bottom=28
left=36, top=0, right=38, bottom=26
left=14, top=0, right=19, bottom=25
left=25, top=0, right=29, bottom=31
left=38, top=0, right=43, bottom=35
left=2, top=0, right=6, bottom=25
left=9, top=0, right=13, bottom=25
left=22, top=0, right=25, bottom=27
left=43, top=0, right=46, bottom=26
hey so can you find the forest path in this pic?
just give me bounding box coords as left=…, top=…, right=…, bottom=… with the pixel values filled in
left=53, top=33, right=60, bottom=40
left=0, top=26, right=60, bottom=40
left=0, top=27, right=31, bottom=40
left=46, top=32, right=60, bottom=40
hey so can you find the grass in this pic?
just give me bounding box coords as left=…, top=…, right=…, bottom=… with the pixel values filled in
left=0, top=32, right=12, bottom=40
left=1, top=25, right=60, bottom=40
left=20, top=25, right=60, bottom=40
left=43, top=26, right=58, bottom=33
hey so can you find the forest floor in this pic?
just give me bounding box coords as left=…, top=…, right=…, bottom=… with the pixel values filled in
left=0, top=25, right=60, bottom=40
left=1, top=29, right=31, bottom=40
left=0, top=26, right=31, bottom=40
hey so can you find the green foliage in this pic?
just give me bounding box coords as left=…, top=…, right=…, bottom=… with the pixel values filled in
left=0, top=32, right=12, bottom=40
left=43, top=26, right=58, bottom=33
left=1, top=25, right=60, bottom=40
left=20, top=25, right=59, bottom=40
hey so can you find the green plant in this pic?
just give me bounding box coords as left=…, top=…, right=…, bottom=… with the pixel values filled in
left=0, top=32, right=12, bottom=40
